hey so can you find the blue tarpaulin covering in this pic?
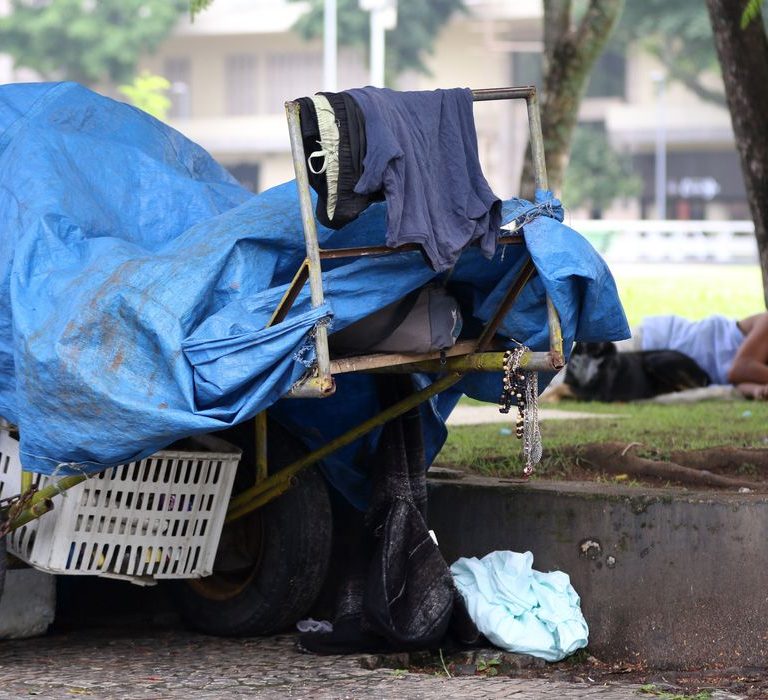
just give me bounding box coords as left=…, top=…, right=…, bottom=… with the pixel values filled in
left=0, top=82, right=629, bottom=507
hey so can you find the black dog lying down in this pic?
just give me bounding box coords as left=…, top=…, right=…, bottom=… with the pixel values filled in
left=563, top=342, right=711, bottom=402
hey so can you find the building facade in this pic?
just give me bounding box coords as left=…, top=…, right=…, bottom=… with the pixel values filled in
left=0, top=0, right=746, bottom=220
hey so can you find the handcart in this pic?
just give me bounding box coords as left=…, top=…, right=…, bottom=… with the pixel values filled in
left=0, top=86, right=565, bottom=636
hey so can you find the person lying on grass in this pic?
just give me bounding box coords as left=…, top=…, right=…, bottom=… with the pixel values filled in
left=625, top=312, right=768, bottom=400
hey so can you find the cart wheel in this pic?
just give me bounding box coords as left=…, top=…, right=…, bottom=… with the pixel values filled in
left=173, top=422, right=333, bottom=637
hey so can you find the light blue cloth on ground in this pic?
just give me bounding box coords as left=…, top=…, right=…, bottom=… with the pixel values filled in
left=450, top=550, right=588, bottom=662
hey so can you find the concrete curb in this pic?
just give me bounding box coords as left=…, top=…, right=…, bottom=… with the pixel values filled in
left=0, top=568, right=56, bottom=639
left=446, top=405, right=623, bottom=425
left=427, top=475, right=768, bottom=668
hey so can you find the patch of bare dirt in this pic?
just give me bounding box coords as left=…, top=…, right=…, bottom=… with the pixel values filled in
left=439, top=444, right=768, bottom=492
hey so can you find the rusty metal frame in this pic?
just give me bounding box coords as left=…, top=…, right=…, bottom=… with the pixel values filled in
left=279, top=84, right=561, bottom=385
left=223, top=85, right=564, bottom=521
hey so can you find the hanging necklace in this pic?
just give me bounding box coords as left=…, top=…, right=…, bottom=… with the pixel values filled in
left=499, top=347, right=542, bottom=476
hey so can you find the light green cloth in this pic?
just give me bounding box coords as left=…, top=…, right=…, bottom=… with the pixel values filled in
left=451, top=550, right=588, bottom=662
left=309, top=94, right=339, bottom=221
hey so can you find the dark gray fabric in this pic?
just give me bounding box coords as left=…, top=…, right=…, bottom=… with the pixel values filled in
left=347, top=87, right=501, bottom=272
left=328, top=284, right=462, bottom=355
left=362, top=375, right=478, bottom=650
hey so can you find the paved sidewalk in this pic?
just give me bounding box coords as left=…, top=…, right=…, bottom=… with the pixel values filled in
left=447, top=404, right=622, bottom=425
left=0, top=629, right=652, bottom=700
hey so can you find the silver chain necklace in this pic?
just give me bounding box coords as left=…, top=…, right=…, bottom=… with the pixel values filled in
left=499, top=347, right=542, bottom=476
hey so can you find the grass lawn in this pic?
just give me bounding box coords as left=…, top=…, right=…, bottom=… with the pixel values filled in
left=438, top=263, right=768, bottom=481
left=436, top=400, right=768, bottom=480
left=611, top=263, right=764, bottom=327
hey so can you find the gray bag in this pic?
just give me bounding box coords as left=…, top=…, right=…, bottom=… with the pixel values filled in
left=329, top=285, right=462, bottom=355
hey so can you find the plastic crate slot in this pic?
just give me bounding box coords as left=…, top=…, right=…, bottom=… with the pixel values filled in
left=198, top=460, right=211, bottom=485
left=105, top=544, right=120, bottom=572
left=157, top=517, right=169, bottom=538
left=168, top=458, right=179, bottom=485
left=122, top=545, right=134, bottom=574
left=65, top=541, right=76, bottom=569
left=73, top=541, right=87, bottom=569
left=177, top=459, right=187, bottom=484
left=11, top=525, right=28, bottom=554
left=159, top=548, right=171, bottom=575
left=189, top=546, right=201, bottom=573
left=180, top=545, right=191, bottom=572
left=84, top=541, right=98, bottom=570
left=191, top=459, right=201, bottom=485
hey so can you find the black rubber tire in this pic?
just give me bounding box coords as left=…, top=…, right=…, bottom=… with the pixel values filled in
left=174, top=422, right=333, bottom=637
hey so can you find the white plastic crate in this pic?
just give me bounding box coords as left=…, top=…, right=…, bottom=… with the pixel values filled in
left=0, top=432, right=240, bottom=585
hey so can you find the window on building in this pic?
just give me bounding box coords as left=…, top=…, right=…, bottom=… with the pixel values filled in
left=586, top=50, right=626, bottom=99
left=511, top=52, right=542, bottom=89
left=265, top=52, right=323, bottom=113
left=227, top=162, right=261, bottom=193
left=164, top=57, right=191, bottom=119
left=226, top=54, right=259, bottom=116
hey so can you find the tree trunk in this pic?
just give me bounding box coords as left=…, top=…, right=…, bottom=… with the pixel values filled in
left=706, top=0, right=768, bottom=308
left=519, top=0, right=624, bottom=198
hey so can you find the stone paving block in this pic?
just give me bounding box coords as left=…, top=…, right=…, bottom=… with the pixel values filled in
left=0, top=629, right=745, bottom=700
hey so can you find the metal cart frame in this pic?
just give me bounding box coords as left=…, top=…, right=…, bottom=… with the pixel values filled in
left=3, top=85, right=564, bottom=537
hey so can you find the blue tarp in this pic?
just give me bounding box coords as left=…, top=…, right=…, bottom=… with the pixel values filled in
left=0, top=82, right=629, bottom=507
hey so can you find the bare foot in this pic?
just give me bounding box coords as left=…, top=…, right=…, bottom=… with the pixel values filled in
left=736, top=382, right=768, bottom=400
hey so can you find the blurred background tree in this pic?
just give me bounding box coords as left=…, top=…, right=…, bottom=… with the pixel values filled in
left=288, top=0, right=466, bottom=81
left=189, top=0, right=215, bottom=14
left=118, top=71, right=171, bottom=119
left=616, top=0, right=725, bottom=107
left=562, top=126, right=642, bottom=218
left=519, top=0, right=625, bottom=197
left=0, top=0, right=186, bottom=87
